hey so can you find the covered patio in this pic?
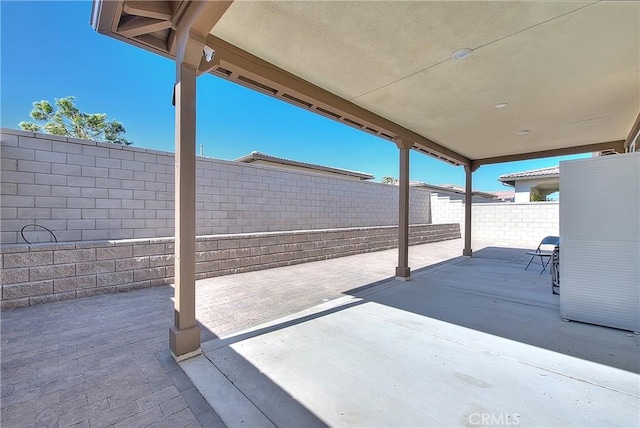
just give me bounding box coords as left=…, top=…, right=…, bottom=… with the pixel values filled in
left=90, top=0, right=639, bottom=362
left=2, top=239, right=638, bottom=426
left=82, top=1, right=640, bottom=424
left=187, top=249, right=639, bottom=427
left=2, top=238, right=638, bottom=425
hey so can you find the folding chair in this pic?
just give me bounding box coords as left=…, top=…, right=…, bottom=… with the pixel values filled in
left=525, top=236, right=559, bottom=274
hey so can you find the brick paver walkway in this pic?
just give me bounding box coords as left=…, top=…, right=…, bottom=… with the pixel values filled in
left=2, top=238, right=522, bottom=427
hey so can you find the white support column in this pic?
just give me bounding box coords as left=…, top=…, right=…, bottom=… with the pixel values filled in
left=463, top=165, right=474, bottom=257
left=395, top=138, right=411, bottom=279
left=169, top=62, right=200, bottom=360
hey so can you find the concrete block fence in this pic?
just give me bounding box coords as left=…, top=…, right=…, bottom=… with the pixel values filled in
left=472, top=202, right=558, bottom=245
left=1, top=128, right=431, bottom=245
left=0, top=223, right=460, bottom=309
left=430, top=193, right=558, bottom=245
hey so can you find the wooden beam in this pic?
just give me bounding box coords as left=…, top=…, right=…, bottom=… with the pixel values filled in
left=136, top=33, right=168, bottom=52
left=206, top=35, right=470, bottom=167
left=169, top=62, right=201, bottom=359
left=174, top=1, right=232, bottom=68
left=196, top=50, right=220, bottom=77
left=123, top=1, right=172, bottom=21
left=395, top=140, right=411, bottom=280
left=625, top=111, right=640, bottom=151
left=470, top=140, right=625, bottom=169
left=168, top=30, right=177, bottom=56
left=118, top=15, right=171, bottom=38
left=463, top=165, right=473, bottom=257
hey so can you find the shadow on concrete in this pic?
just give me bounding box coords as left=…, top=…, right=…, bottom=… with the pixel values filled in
left=178, top=243, right=640, bottom=427
left=210, top=244, right=638, bottom=377
left=350, top=248, right=640, bottom=374
left=192, top=302, right=333, bottom=427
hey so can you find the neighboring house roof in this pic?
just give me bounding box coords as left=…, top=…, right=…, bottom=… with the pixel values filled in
left=235, top=151, right=374, bottom=180
left=498, top=166, right=559, bottom=187
left=409, top=182, right=499, bottom=200
left=491, top=190, right=516, bottom=201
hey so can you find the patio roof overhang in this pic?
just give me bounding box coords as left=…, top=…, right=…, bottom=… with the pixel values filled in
left=91, top=0, right=639, bottom=165
left=90, top=0, right=639, bottom=359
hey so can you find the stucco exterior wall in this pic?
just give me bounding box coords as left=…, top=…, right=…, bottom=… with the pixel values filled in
left=514, top=181, right=535, bottom=203
left=513, top=178, right=559, bottom=202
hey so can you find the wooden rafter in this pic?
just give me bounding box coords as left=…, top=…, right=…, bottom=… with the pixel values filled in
left=470, top=140, right=626, bottom=169
left=118, top=15, right=172, bottom=38
left=123, top=1, right=172, bottom=21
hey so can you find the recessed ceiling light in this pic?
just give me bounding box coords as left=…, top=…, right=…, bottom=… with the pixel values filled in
left=516, top=129, right=530, bottom=135
left=495, top=103, right=508, bottom=109
left=451, top=48, right=473, bottom=60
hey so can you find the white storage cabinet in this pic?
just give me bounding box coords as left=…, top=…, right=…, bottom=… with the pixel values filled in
left=559, top=153, right=639, bottom=332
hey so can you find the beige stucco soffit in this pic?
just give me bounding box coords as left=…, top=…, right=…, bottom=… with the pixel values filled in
left=471, top=140, right=626, bottom=169
left=204, top=35, right=469, bottom=167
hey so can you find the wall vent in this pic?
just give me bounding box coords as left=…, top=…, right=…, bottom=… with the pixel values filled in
left=282, top=93, right=313, bottom=108
left=237, top=75, right=278, bottom=95
left=315, top=106, right=342, bottom=120
left=599, top=149, right=618, bottom=156
left=214, top=67, right=232, bottom=77
left=342, top=118, right=364, bottom=128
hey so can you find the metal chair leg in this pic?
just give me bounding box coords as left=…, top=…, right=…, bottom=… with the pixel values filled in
left=525, top=254, right=536, bottom=271
left=539, top=255, right=551, bottom=274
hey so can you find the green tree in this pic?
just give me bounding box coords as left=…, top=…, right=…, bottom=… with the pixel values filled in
left=381, top=176, right=398, bottom=185
left=530, top=191, right=545, bottom=202
left=19, top=96, right=132, bottom=145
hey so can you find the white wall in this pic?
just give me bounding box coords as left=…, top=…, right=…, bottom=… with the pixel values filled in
left=0, top=129, right=431, bottom=244
left=514, top=178, right=559, bottom=202
left=430, top=193, right=558, bottom=246
left=472, top=202, right=558, bottom=245
left=559, top=153, right=639, bottom=331
left=514, top=181, right=534, bottom=203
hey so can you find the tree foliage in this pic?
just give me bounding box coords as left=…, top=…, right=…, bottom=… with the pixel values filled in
left=530, top=191, right=545, bottom=202
left=381, top=176, right=398, bottom=185
left=19, top=97, right=132, bottom=145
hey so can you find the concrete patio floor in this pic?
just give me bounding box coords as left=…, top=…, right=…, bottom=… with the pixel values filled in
left=2, top=238, right=638, bottom=427
left=183, top=246, right=640, bottom=428
left=1, top=238, right=466, bottom=427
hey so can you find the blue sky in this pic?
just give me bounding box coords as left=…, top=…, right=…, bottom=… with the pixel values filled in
left=1, top=1, right=588, bottom=192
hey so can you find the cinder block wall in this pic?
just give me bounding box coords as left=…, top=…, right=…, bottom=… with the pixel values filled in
left=430, top=194, right=465, bottom=226
left=0, top=223, right=460, bottom=309
left=472, top=202, right=558, bottom=245
left=430, top=194, right=558, bottom=245
left=0, top=129, right=431, bottom=244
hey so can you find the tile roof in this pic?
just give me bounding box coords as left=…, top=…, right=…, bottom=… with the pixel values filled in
left=409, top=182, right=499, bottom=199
left=498, top=166, right=559, bottom=182
left=234, top=151, right=374, bottom=180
